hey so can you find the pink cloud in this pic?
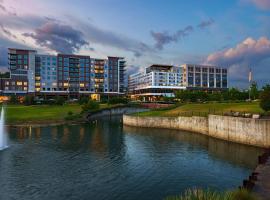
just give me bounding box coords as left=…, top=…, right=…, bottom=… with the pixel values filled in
left=243, top=0, right=270, bottom=10
left=207, top=37, right=270, bottom=66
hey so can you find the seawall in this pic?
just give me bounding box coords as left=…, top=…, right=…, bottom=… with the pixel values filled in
left=123, top=115, right=270, bottom=148
left=86, top=107, right=148, bottom=120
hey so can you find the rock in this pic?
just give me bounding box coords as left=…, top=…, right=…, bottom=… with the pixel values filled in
left=252, top=114, right=260, bottom=119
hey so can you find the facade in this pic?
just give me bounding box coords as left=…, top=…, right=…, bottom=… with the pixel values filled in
left=128, top=64, right=228, bottom=100
left=181, top=64, right=228, bottom=89
left=128, top=64, right=185, bottom=100
left=0, top=48, right=126, bottom=98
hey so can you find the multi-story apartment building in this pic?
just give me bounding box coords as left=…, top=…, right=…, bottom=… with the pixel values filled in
left=181, top=64, right=228, bottom=89
left=0, top=48, right=126, bottom=99
left=128, top=64, right=185, bottom=101
left=128, top=64, right=228, bottom=101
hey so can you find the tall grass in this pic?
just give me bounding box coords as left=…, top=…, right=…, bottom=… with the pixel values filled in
left=165, top=188, right=257, bottom=200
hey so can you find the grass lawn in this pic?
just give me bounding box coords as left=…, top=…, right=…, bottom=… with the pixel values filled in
left=135, top=102, right=263, bottom=117
left=5, top=104, right=83, bottom=124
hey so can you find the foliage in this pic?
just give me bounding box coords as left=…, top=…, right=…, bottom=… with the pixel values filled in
left=67, top=111, right=73, bottom=116
left=175, top=88, right=250, bottom=103
left=24, top=95, right=35, bottom=106
left=165, top=188, right=257, bottom=200
left=55, top=96, right=65, bottom=105
left=79, top=96, right=89, bottom=105
left=9, top=94, right=18, bottom=104
left=250, top=82, right=259, bottom=100
left=259, top=84, right=270, bottom=112
left=108, top=97, right=128, bottom=104
left=82, top=100, right=100, bottom=112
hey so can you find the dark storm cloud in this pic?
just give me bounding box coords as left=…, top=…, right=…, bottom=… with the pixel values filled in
left=23, top=21, right=89, bottom=54
left=150, top=26, right=194, bottom=50
left=197, top=18, right=215, bottom=29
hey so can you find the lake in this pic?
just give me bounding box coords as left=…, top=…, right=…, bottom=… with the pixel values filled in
left=0, top=116, right=263, bottom=200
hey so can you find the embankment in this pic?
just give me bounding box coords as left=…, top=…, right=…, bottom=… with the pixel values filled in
left=123, top=114, right=270, bottom=148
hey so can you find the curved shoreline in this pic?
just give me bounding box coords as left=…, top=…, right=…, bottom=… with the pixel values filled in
left=123, top=114, right=270, bottom=148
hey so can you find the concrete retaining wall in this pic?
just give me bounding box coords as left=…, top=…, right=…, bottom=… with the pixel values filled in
left=123, top=114, right=270, bottom=148
left=87, top=107, right=148, bottom=120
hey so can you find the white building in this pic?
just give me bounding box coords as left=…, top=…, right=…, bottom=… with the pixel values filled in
left=128, top=64, right=228, bottom=101
left=128, top=64, right=185, bottom=100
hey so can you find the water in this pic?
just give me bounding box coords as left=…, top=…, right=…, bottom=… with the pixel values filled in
left=0, top=107, right=8, bottom=150
left=0, top=116, right=263, bottom=200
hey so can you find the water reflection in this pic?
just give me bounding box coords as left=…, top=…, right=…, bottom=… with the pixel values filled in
left=0, top=116, right=263, bottom=200
left=124, top=126, right=262, bottom=169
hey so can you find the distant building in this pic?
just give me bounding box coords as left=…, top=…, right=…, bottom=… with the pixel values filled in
left=128, top=64, right=228, bottom=101
left=181, top=64, right=228, bottom=89
left=0, top=48, right=126, bottom=99
left=128, top=64, right=185, bottom=101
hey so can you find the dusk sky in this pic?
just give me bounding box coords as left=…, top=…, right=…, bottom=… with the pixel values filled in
left=0, top=0, right=270, bottom=88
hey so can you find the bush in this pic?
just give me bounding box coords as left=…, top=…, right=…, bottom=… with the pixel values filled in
left=79, top=96, right=89, bottom=105
left=55, top=96, right=65, bottom=105
left=260, top=85, right=270, bottom=112
left=24, top=95, right=35, bottom=106
left=108, top=97, right=128, bottom=104
left=9, top=94, right=18, bottom=104
left=67, top=111, right=73, bottom=116
left=82, top=100, right=100, bottom=112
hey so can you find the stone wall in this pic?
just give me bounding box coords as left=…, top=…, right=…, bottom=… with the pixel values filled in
left=123, top=114, right=270, bottom=148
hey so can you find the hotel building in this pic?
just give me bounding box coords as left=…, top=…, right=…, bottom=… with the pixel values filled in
left=128, top=64, right=185, bottom=101
left=128, top=64, right=228, bottom=100
left=0, top=48, right=126, bottom=99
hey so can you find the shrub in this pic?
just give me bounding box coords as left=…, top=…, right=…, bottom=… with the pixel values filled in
left=260, top=85, right=270, bottom=112
left=67, top=111, right=73, bottom=116
left=55, top=96, right=65, bottom=105
left=24, top=95, right=35, bottom=106
left=108, top=97, right=128, bottom=104
left=79, top=96, right=89, bottom=105
left=9, top=94, right=18, bottom=104
left=82, top=100, right=100, bottom=112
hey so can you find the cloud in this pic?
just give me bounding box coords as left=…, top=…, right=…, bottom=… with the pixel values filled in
left=0, top=23, right=17, bottom=39
left=150, top=26, right=194, bottom=50
left=206, top=37, right=270, bottom=87
left=73, top=17, right=152, bottom=57
left=207, top=37, right=270, bottom=65
left=245, top=0, right=270, bottom=10
left=197, top=18, right=215, bottom=29
left=0, top=0, right=17, bottom=16
left=22, top=21, right=89, bottom=54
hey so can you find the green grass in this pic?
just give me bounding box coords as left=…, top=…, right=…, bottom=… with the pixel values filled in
left=4, top=103, right=121, bottom=124
left=5, top=104, right=83, bottom=124
left=135, top=102, right=263, bottom=117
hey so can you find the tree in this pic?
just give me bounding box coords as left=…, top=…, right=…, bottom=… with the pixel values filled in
left=9, top=94, right=18, bottom=104
left=79, top=96, right=89, bottom=105
left=55, top=96, right=65, bottom=105
left=260, top=85, right=270, bottom=112
left=250, top=81, right=259, bottom=100
left=82, top=100, right=100, bottom=112
left=24, top=95, right=35, bottom=105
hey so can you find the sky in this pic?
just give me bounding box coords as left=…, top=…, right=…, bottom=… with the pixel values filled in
left=0, top=0, right=270, bottom=88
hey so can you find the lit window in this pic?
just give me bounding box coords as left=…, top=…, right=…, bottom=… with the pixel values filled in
left=24, top=82, right=28, bottom=86
left=16, top=81, right=23, bottom=86
left=63, top=83, right=69, bottom=87
left=80, top=83, right=85, bottom=87
left=23, top=87, right=27, bottom=91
